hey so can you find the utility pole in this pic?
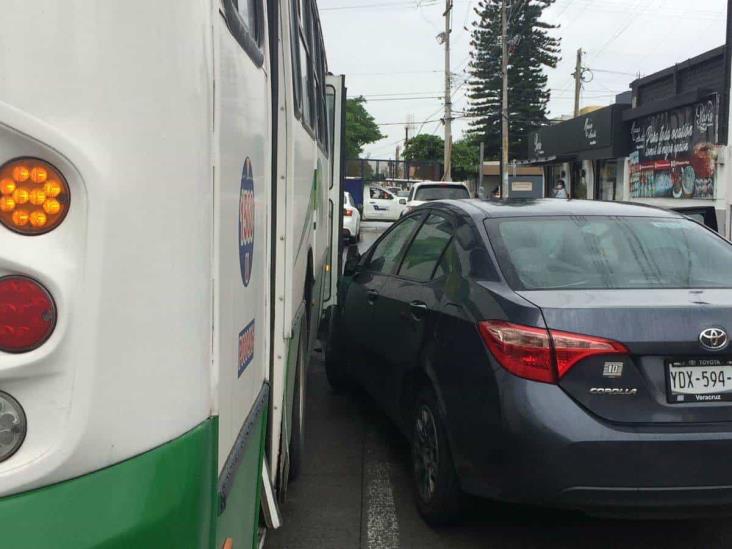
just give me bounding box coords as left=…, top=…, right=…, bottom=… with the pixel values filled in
left=573, top=48, right=583, bottom=117
left=500, top=0, right=509, bottom=197
left=478, top=142, right=485, bottom=198
left=443, top=0, right=453, bottom=181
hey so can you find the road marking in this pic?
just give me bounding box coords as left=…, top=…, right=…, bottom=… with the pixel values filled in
left=364, top=434, right=400, bottom=549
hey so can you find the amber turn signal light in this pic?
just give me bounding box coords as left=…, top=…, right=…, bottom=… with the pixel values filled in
left=0, top=159, right=69, bottom=235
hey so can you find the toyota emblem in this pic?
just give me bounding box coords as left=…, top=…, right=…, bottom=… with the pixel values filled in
left=699, top=328, right=729, bottom=352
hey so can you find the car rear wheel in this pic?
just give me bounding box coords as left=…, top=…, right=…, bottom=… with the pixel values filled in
left=324, top=309, right=351, bottom=392
left=411, top=387, right=461, bottom=525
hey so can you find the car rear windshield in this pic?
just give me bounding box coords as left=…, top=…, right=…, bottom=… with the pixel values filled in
left=414, top=185, right=469, bottom=201
left=485, top=216, right=732, bottom=290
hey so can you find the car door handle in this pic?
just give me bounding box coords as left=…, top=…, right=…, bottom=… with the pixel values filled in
left=409, top=300, right=428, bottom=320
left=367, top=289, right=379, bottom=304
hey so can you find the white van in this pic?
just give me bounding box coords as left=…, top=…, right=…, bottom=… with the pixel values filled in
left=363, top=184, right=408, bottom=221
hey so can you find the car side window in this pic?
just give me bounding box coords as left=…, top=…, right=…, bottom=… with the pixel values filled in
left=398, top=214, right=453, bottom=282
left=367, top=216, right=421, bottom=274
left=433, top=239, right=458, bottom=279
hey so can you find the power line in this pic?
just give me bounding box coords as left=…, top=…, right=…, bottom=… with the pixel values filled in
left=377, top=118, right=443, bottom=126
left=362, top=91, right=444, bottom=98
left=366, top=95, right=445, bottom=102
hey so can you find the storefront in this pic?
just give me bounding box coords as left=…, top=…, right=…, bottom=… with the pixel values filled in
left=527, top=102, right=631, bottom=200
left=621, top=45, right=730, bottom=234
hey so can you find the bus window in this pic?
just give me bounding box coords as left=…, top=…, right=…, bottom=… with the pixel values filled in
left=224, top=0, right=264, bottom=66
left=326, top=85, right=336, bottom=174
left=235, top=0, right=258, bottom=38
left=291, top=0, right=315, bottom=130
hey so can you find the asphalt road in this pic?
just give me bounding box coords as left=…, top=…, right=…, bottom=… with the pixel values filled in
left=266, top=220, right=732, bottom=549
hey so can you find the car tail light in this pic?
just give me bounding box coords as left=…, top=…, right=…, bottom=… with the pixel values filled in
left=478, top=321, right=628, bottom=384
left=478, top=321, right=555, bottom=383
left=0, top=158, right=69, bottom=235
left=551, top=329, right=628, bottom=378
left=344, top=208, right=353, bottom=217
left=0, top=276, right=57, bottom=353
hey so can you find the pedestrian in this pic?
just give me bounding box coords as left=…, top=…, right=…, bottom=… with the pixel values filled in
left=553, top=180, right=568, bottom=199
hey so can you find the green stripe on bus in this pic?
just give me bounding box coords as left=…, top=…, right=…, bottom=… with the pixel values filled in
left=216, top=401, right=269, bottom=549
left=0, top=419, right=217, bottom=549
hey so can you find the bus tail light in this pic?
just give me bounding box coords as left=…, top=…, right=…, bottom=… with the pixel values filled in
left=343, top=208, right=353, bottom=217
left=0, top=158, right=69, bottom=235
left=0, top=391, right=26, bottom=462
left=0, top=276, right=57, bottom=353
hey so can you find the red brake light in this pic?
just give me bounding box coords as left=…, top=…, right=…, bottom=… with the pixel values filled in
left=478, top=321, right=554, bottom=383
left=551, top=329, right=628, bottom=378
left=344, top=208, right=353, bottom=217
left=0, top=276, right=56, bottom=353
left=478, top=321, right=628, bottom=384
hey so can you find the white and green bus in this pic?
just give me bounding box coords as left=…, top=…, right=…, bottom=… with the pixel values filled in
left=0, top=0, right=345, bottom=547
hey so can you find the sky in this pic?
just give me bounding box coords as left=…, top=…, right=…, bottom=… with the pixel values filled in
left=318, top=0, right=729, bottom=159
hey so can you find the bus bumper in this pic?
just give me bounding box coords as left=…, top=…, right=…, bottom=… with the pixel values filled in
left=0, top=419, right=217, bottom=549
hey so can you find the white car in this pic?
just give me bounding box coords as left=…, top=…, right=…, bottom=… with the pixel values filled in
left=343, top=191, right=361, bottom=242
left=402, top=181, right=471, bottom=216
left=363, top=184, right=407, bottom=221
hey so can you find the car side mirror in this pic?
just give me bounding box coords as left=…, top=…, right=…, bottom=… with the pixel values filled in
left=344, top=244, right=362, bottom=276
left=399, top=199, right=407, bottom=205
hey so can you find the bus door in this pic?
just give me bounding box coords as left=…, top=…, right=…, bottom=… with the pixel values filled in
left=324, top=74, right=346, bottom=311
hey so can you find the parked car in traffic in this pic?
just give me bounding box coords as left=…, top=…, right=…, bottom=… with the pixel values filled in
left=402, top=181, right=470, bottom=216
left=343, top=191, right=361, bottom=242
left=363, top=184, right=407, bottom=221
left=326, top=198, right=732, bottom=525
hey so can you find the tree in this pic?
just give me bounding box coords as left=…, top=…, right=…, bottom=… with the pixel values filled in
left=345, top=96, right=385, bottom=159
left=466, top=0, right=560, bottom=160
left=402, top=134, right=444, bottom=162
left=451, top=138, right=480, bottom=181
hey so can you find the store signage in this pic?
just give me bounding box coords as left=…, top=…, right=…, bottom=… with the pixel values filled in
left=584, top=118, right=598, bottom=146
left=629, top=96, right=718, bottom=199
left=512, top=181, right=534, bottom=192
left=528, top=105, right=618, bottom=162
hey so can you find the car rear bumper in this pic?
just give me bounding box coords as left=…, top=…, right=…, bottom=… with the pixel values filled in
left=459, top=374, right=732, bottom=513
left=342, top=218, right=357, bottom=238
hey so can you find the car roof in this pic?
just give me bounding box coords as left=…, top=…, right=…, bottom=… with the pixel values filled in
left=411, top=181, right=468, bottom=189
left=429, top=198, right=685, bottom=220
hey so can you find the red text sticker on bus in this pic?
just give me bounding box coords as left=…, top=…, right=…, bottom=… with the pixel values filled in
left=239, top=158, right=255, bottom=287
left=238, top=319, right=255, bottom=378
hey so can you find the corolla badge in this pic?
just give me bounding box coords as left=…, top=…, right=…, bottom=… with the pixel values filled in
left=590, top=387, right=637, bottom=396
left=699, top=328, right=728, bottom=351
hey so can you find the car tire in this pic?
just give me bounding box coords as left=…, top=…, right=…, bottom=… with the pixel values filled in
left=411, top=386, right=462, bottom=526
left=324, top=309, right=351, bottom=392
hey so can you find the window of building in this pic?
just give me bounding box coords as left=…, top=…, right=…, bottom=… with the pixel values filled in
left=596, top=160, right=618, bottom=201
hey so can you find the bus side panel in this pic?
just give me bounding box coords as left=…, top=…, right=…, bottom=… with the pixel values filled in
left=0, top=0, right=213, bottom=496
left=213, top=3, right=272, bottom=546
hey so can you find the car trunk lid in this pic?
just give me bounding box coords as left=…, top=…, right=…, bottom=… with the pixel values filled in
left=519, top=289, right=732, bottom=424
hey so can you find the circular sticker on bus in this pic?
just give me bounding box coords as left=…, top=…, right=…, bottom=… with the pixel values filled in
left=239, top=158, right=255, bottom=287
